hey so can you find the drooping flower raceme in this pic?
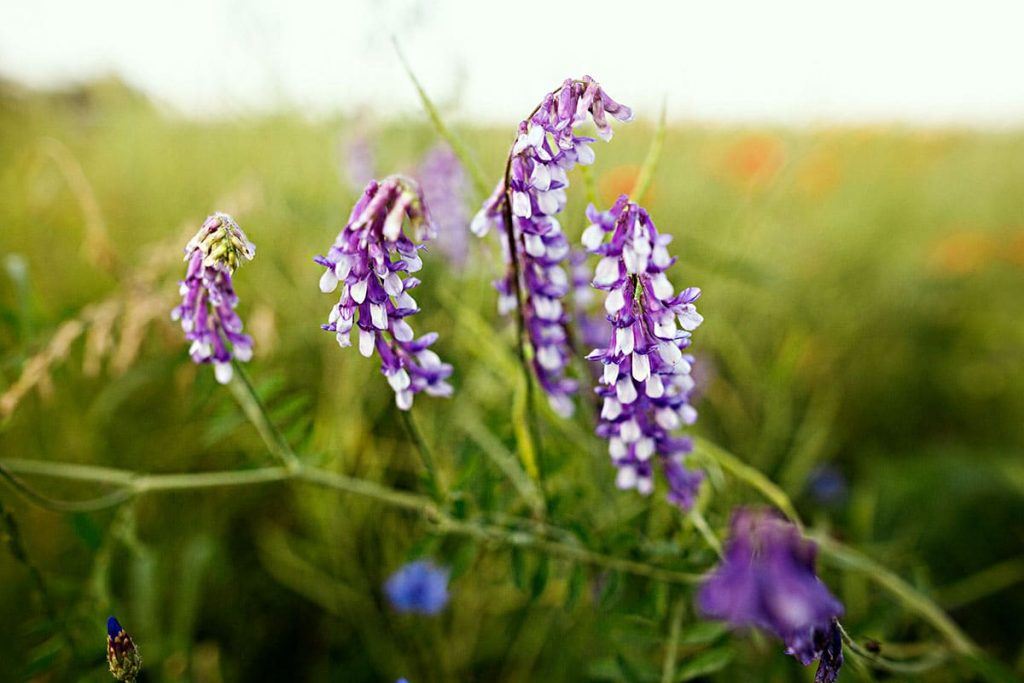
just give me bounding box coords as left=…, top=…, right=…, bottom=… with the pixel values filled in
left=171, top=213, right=255, bottom=384
left=384, top=560, right=450, bottom=615
left=316, top=176, right=453, bottom=410
left=583, top=195, right=704, bottom=508
left=106, top=616, right=142, bottom=682
left=417, top=144, right=470, bottom=267
left=698, top=508, right=845, bottom=683
left=471, top=76, right=633, bottom=417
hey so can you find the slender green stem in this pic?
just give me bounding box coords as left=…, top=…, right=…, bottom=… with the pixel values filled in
left=228, top=361, right=299, bottom=470
left=0, top=461, right=135, bottom=512
left=398, top=408, right=444, bottom=502
left=0, top=457, right=701, bottom=585
left=837, top=622, right=949, bottom=675
left=691, top=436, right=802, bottom=527
left=630, top=99, right=667, bottom=203
left=688, top=507, right=723, bottom=558
left=661, top=596, right=686, bottom=683
left=431, top=515, right=702, bottom=586
left=816, top=535, right=978, bottom=656
left=936, top=557, right=1024, bottom=610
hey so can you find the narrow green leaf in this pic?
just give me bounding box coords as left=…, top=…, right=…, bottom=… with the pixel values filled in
left=392, top=39, right=491, bottom=200
left=675, top=646, right=735, bottom=681
left=630, top=99, right=667, bottom=203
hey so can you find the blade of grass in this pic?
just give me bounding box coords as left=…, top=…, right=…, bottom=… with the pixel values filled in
left=393, top=39, right=490, bottom=200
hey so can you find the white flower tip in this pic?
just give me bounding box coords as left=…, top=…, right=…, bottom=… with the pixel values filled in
left=396, top=389, right=414, bottom=411
left=214, top=362, right=233, bottom=384
left=319, top=270, right=339, bottom=293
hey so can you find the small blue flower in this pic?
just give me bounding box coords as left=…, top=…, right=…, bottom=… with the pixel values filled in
left=807, top=464, right=848, bottom=506
left=384, top=560, right=450, bottom=615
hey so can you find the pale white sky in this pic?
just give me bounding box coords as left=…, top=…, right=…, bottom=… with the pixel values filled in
left=2, top=0, right=1023, bottom=125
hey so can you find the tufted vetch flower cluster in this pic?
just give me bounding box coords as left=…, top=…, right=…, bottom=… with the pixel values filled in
left=471, top=76, right=633, bottom=417
left=171, top=213, right=255, bottom=384
left=583, top=195, right=704, bottom=508
left=698, top=508, right=845, bottom=683
left=316, top=176, right=453, bottom=410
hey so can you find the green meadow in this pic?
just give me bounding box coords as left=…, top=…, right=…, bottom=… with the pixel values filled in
left=1, top=78, right=1022, bottom=681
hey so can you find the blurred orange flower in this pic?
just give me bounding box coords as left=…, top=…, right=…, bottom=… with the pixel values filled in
left=928, top=229, right=996, bottom=276
left=1005, top=229, right=1024, bottom=269
left=717, top=134, right=785, bottom=192
left=599, top=164, right=655, bottom=205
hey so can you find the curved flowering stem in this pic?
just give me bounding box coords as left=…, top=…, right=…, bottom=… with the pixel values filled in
left=227, top=360, right=300, bottom=470
left=0, top=457, right=703, bottom=586
left=398, top=408, right=443, bottom=501
left=815, top=534, right=978, bottom=656
left=836, top=623, right=950, bottom=675
left=0, top=462, right=134, bottom=512
left=690, top=435, right=802, bottom=526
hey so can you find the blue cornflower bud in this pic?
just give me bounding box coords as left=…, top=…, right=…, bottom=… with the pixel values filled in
left=583, top=196, right=704, bottom=508
left=471, top=76, right=633, bottom=417
left=316, top=176, right=453, bottom=410
left=106, top=616, right=142, bottom=682
left=384, top=560, right=450, bottom=615
left=698, top=509, right=844, bottom=681
left=171, top=213, right=255, bottom=384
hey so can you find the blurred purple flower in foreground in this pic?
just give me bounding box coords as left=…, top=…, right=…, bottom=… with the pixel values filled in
left=417, top=144, right=470, bottom=267
left=472, top=76, right=632, bottom=417
left=171, top=213, right=255, bottom=384
left=583, top=195, right=704, bottom=508
left=385, top=560, right=450, bottom=615
left=316, top=176, right=453, bottom=410
left=698, top=508, right=844, bottom=683
left=106, top=616, right=142, bottom=682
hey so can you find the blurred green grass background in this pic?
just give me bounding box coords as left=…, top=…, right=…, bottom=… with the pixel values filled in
left=1, top=77, right=1023, bottom=681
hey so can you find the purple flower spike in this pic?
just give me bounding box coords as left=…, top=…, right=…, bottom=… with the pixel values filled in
left=171, top=213, right=255, bottom=384
left=583, top=195, right=704, bottom=508
left=385, top=560, right=450, bottom=615
left=316, top=176, right=453, bottom=410
left=417, top=144, right=470, bottom=267
left=471, top=76, right=632, bottom=417
left=698, top=508, right=844, bottom=681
